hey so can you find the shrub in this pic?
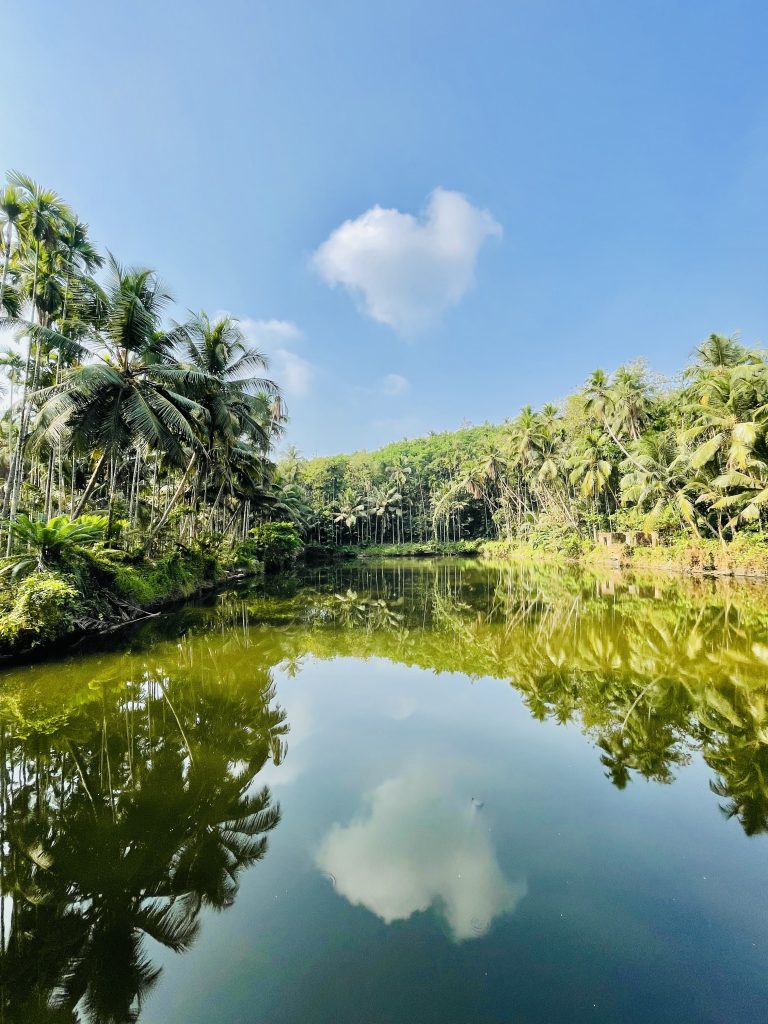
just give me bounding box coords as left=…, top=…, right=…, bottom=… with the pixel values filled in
left=249, top=522, right=303, bottom=572
left=0, top=571, right=79, bottom=654
left=0, top=514, right=110, bottom=579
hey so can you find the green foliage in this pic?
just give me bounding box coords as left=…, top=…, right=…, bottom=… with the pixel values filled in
left=279, top=337, right=768, bottom=568
left=249, top=522, right=303, bottom=571
left=0, top=170, right=286, bottom=573
left=1, top=514, right=109, bottom=578
left=357, top=540, right=481, bottom=558
left=0, top=570, right=79, bottom=652
left=91, top=547, right=222, bottom=607
left=302, top=542, right=358, bottom=564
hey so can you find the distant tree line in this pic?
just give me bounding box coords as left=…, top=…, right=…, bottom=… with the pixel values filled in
left=278, top=337, right=768, bottom=549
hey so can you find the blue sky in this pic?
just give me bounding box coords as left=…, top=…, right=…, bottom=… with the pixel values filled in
left=5, top=1, right=768, bottom=455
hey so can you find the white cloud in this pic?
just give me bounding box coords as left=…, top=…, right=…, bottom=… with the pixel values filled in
left=312, top=188, right=502, bottom=334
left=239, top=318, right=304, bottom=347
left=277, top=348, right=313, bottom=396
left=237, top=317, right=313, bottom=398
left=381, top=373, right=410, bottom=396
left=316, top=769, right=526, bottom=941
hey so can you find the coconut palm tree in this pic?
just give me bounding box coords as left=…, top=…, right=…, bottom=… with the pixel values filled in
left=619, top=430, right=710, bottom=536
left=32, top=257, right=209, bottom=520
left=568, top=430, right=614, bottom=500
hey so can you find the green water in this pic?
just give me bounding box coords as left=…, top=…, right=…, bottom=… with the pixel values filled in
left=2, top=559, right=768, bottom=1023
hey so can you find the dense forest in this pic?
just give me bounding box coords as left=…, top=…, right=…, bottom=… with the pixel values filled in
left=0, top=171, right=287, bottom=558
left=281, top=339, right=768, bottom=555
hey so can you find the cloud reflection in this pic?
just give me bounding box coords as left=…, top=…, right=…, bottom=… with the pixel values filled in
left=316, top=769, right=526, bottom=941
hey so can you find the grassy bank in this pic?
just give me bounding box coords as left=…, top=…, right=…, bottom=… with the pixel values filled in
left=353, top=540, right=482, bottom=558
left=479, top=535, right=768, bottom=579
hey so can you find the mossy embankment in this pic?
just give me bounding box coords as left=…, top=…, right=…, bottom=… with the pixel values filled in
left=0, top=520, right=306, bottom=661
left=0, top=547, right=257, bottom=660
left=322, top=533, right=768, bottom=578
left=313, top=534, right=768, bottom=578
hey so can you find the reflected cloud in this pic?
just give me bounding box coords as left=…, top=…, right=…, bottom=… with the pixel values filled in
left=316, top=768, right=526, bottom=940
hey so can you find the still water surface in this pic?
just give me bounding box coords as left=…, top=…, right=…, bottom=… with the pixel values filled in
left=2, top=559, right=768, bottom=1023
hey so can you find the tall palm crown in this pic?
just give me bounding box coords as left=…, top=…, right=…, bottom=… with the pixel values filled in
left=0, top=185, right=24, bottom=315
left=34, top=258, right=209, bottom=514
left=182, top=312, right=280, bottom=457
left=8, top=172, right=72, bottom=323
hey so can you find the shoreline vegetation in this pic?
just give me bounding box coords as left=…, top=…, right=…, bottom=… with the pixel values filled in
left=2, top=171, right=768, bottom=660
left=270, top=330, right=768, bottom=583
left=317, top=537, right=768, bottom=578
left=0, top=171, right=302, bottom=659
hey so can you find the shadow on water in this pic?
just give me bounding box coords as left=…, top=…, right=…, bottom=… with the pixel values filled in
left=3, top=557, right=768, bottom=1020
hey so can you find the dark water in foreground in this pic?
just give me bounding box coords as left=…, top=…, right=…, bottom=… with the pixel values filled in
left=2, top=558, right=768, bottom=1023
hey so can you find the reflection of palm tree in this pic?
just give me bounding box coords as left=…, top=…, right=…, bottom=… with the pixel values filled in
left=278, top=559, right=768, bottom=831
left=0, top=648, right=287, bottom=1023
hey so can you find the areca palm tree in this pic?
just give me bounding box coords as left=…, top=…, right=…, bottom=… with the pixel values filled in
left=0, top=184, right=23, bottom=314
left=3, top=174, right=72, bottom=533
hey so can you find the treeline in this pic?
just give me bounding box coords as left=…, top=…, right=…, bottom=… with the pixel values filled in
left=0, top=171, right=287, bottom=558
left=279, top=337, right=768, bottom=552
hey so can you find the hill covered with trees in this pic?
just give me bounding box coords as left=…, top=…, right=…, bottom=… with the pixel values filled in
left=279, top=337, right=768, bottom=569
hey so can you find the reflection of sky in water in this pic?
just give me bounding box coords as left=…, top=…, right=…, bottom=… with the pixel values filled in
left=316, top=766, right=527, bottom=940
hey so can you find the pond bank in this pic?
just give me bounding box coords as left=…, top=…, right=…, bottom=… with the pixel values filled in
left=0, top=549, right=263, bottom=664
left=478, top=537, right=768, bottom=580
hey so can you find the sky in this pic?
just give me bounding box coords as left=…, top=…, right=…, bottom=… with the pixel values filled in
left=4, top=0, right=768, bottom=456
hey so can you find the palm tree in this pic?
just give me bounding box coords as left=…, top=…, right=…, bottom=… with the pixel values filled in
left=334, top=495, right=365, bottom=542
left=33, top=257, right=208, bottom=520
left=3, top=174, right=71, bottom=534
left=619, top=430, right=710, bottom=536
left=0, top=184, right=23, bottom=314
left=582, top=367, right=649, bottom=472
left=611, top=363, right=652, bottom=441
left=569, top=430, right=614, bottom=500
left=686, top=333, right=762, bottom=381
left=159, top=312, right=282, bottom=543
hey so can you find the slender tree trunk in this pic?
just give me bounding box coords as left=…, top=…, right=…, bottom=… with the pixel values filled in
left=72, top=449, right=109, bottom=518
left=43, top=449, right=55, bottom=520
left=4, top=243, right=41, bottom=542
left=147, top=451, right=197, bottom=543
left=0, top=220, right=13, bottom=312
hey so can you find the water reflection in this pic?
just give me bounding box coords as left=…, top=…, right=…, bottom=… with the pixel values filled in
left=237, top=560, right=768, bottom=837
left=0, top=651, right=287, bottom=1022
left=2, top=559, right=768, bottom=1020
left=316, top=767, right=526, bottom=941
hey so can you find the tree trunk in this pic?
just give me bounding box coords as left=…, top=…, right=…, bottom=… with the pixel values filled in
left=72, top=450, right=109, bottom=518
left=147, top=451, right=197, bottom=544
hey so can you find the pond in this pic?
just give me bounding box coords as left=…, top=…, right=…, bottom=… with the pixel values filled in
left=2, top=558, right=768, bottom=1023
